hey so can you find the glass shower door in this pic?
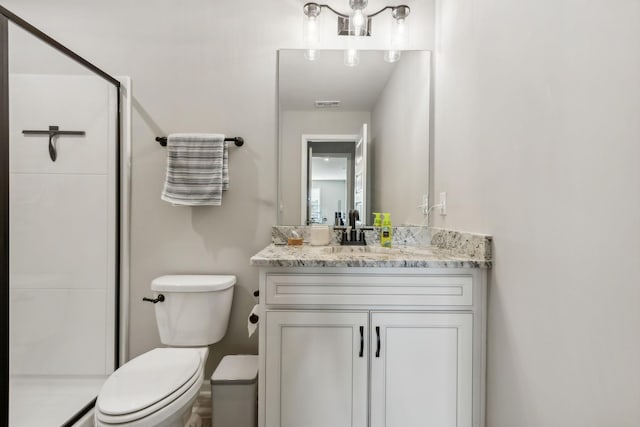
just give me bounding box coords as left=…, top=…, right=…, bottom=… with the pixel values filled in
left=4, top=15, right=120, bottom=427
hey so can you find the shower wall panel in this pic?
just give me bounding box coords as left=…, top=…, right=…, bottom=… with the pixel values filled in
left=9, top=74, right=116, bottom=376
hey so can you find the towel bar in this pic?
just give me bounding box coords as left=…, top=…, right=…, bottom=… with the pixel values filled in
left=155, top=136, right=244, bottom=147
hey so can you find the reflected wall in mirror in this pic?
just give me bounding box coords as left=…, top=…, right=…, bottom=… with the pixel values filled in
left=278, top=49, right=431, bottom=226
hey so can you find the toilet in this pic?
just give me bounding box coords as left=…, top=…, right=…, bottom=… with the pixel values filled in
left=95, top=275, right=236, bottom=427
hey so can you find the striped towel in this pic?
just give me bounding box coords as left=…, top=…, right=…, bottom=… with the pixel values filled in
left=161, top=133, right=229, bottom=206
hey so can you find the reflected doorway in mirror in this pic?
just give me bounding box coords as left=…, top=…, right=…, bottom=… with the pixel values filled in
left=302, top=135, right=360, bottom=225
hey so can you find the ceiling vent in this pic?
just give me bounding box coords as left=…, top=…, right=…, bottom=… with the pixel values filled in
left=314, top=100, right=341, bottom=109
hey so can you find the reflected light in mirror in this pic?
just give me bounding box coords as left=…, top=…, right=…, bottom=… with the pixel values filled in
left=384, top=50, right=401, bottom=63
left=305, top=49, right=319, bottom=61
left=344, top=49, right=360, bottom=67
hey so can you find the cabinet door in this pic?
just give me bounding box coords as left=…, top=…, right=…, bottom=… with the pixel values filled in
left=265, top=310, right=368, bottom=427
left=370, top=312, right=473, bottom=427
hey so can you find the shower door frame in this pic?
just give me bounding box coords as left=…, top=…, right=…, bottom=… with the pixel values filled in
left=0, top=6, right=122, bottom=426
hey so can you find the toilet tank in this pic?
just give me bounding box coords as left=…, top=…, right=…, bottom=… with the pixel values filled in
left=151, top=275, right=236, bottom=346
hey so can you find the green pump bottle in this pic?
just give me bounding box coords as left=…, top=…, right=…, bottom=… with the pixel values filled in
left=380, top=213, right=392, bottom=248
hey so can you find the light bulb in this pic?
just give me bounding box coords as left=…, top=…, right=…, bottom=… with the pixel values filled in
left=394, top=18, right=407, bottom=44
left=390, top=16, right=409, bottom=48
left=344, top=49, right=360, bottom=67
left=352, top=10, right=365, bottom=30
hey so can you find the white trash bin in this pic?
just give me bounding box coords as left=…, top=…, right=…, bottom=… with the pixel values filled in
left=211, top=355, right=258, bottom=427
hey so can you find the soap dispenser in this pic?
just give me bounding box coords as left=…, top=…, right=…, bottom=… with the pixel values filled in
left=380, top=213, right=392, bottom=248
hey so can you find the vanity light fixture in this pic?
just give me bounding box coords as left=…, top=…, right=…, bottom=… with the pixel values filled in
left=303, top=1, right=411, bottom=65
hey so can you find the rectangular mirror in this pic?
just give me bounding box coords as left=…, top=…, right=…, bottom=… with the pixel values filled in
left=277, top=49, right=431, bottom=226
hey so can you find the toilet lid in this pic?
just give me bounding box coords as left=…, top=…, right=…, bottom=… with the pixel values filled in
left=97, top=348, right=201, bottom=416
left=151, top=275, right=236, bottom=292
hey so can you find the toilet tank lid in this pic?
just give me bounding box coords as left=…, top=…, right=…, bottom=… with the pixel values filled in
left=151, top=275, right=236, bottom=292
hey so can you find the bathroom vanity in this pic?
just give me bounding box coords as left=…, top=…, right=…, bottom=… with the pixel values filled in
left=251, top=232, right=491, bottom=427
left=269, top=45, right=489, bottom=427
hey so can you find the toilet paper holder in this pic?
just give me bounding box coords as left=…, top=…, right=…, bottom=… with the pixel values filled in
left=248, top=290, right=260, bottom=325
left=250, top=290, right=260, bottom=323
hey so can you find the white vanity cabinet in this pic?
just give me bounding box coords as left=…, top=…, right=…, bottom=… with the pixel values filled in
left=257, top=267, right=487, bottom=427
left=264, top=310, right=369, bottom=427
left=369, top=312, right=473, bottom=427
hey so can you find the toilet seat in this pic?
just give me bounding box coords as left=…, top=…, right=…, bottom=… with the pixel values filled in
left=96, top=348, right=204, bottom=425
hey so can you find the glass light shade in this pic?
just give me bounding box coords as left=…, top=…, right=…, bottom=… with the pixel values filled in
left=344, top=49, right=360, bottom=67
left=349, top=9, right=368, bottom=36
left=303, top=15, right=320, bottom=46
left=390, top=17, right=409, bottom=48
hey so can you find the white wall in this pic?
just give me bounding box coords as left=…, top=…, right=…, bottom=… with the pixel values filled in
left=3, top=0, right=435, bottom=375
left=371, top=51, right=430, bottom=225
left=9, top=74, right=117, bottom=376
left=433, top=0, right=640, bottom=425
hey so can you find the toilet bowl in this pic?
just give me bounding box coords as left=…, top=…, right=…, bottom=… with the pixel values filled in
left=95, top=348, right=207, bottom=426
left=95, top=275, right=235, bottom=427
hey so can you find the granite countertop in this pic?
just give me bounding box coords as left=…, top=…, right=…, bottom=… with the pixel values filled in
left=250, top=244, right=492, bottom=269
